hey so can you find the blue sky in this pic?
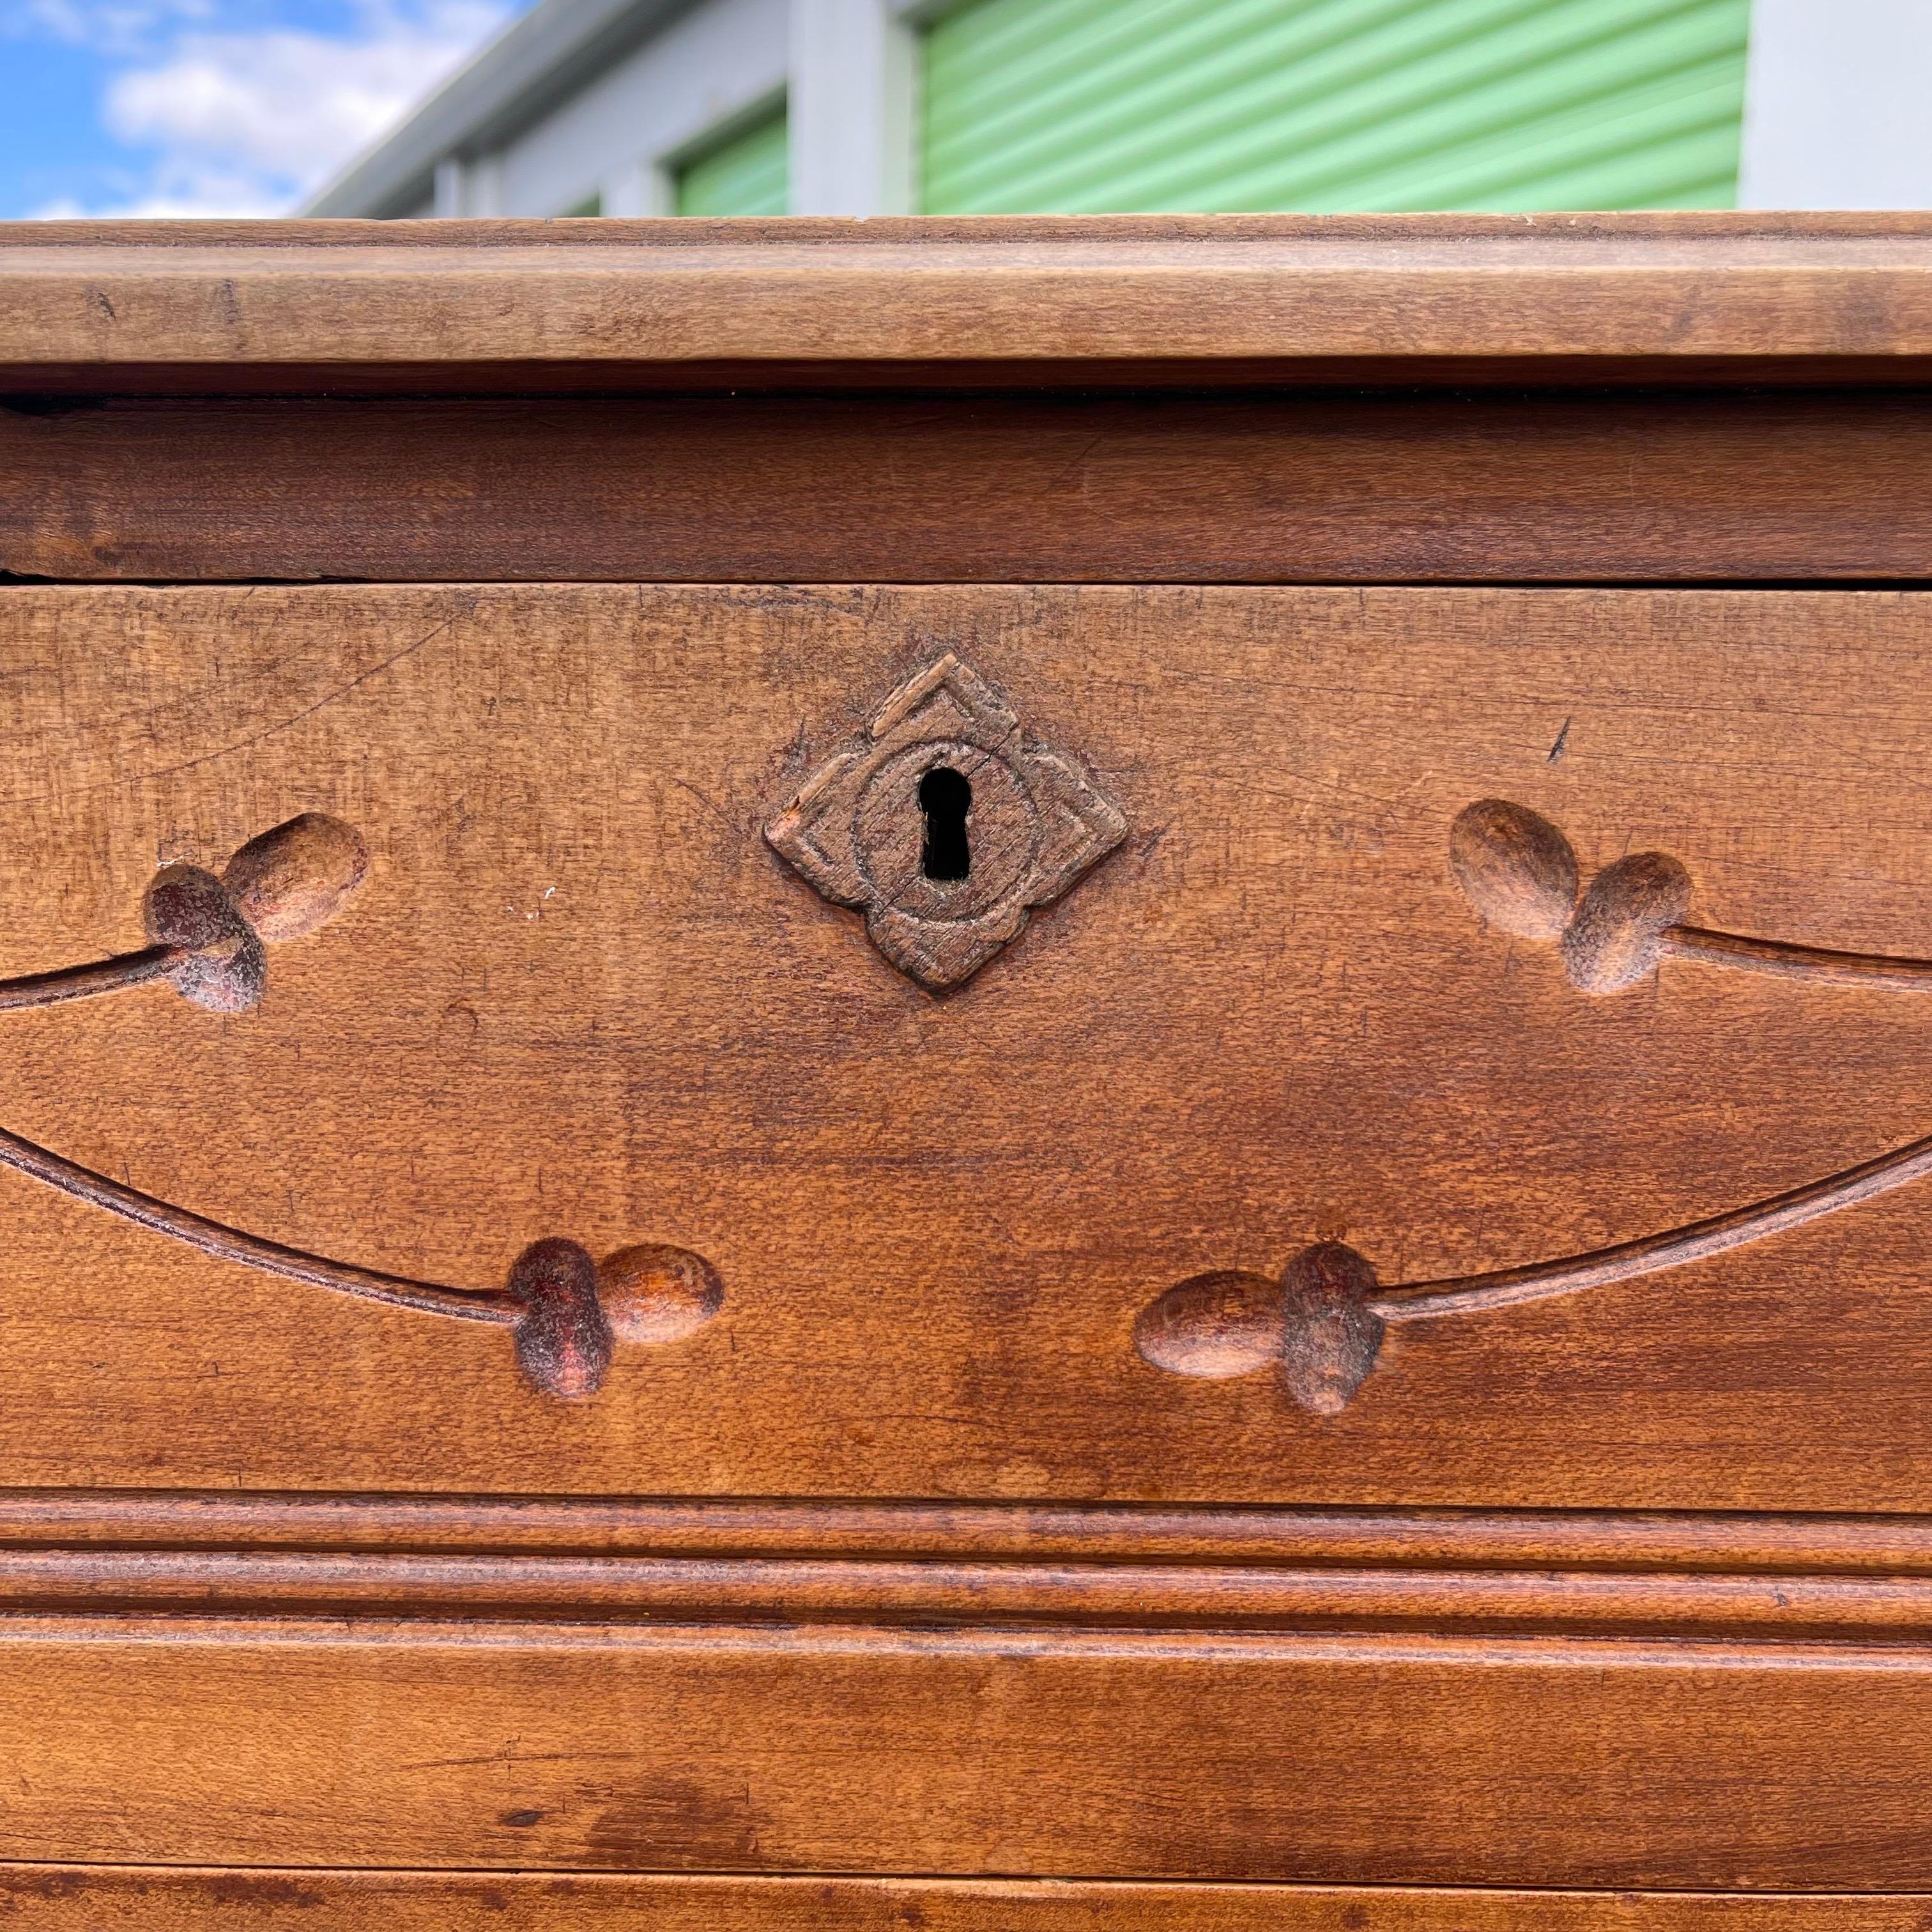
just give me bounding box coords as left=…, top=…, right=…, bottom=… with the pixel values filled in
left=0, top=0, right=523, bottom=217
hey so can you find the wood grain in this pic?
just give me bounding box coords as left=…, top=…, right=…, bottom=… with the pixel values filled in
left=4, top=1616, right=1932, bottom=1882
left=6, top=217, right=1932, bottom=385
left=10, top=389, right=1932, bottom=584
left=7, top=585, right=1932, bottom=1506
left=4, top=1869, right=1929, bottom=1929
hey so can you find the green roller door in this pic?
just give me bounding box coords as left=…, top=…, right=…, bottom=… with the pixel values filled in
left=921, top=0, right=1750, bottom=213
left=676, top=103, right=790, bottom=216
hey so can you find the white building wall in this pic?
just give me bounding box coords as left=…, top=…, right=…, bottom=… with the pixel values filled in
left=1741, top=0, right=1932, bottom=208
left=338, top=0, right=1932, bottom=222
left=491, top=0, right=788, bottom=215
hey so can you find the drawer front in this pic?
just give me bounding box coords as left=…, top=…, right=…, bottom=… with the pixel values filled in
left=2, top=581, right=1931, bottom=1510
left=4, top=1614, right=1932, bottom=1887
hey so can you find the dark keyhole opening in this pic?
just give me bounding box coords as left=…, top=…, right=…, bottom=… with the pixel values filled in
left=919, top=765, right=972, bottom=882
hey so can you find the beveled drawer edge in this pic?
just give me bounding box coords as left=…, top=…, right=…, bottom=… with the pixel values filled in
left=1, top=1867, right=1927, bottom=1929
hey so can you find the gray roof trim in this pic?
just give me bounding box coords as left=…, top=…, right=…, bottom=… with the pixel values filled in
left=303, top=0, right=698, bottom=217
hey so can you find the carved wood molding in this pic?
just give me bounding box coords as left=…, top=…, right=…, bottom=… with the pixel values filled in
left=15, top=1491, right=1932, bottom=1572
left=0, top=1538, right=1921, bottom=1641
left=0, top=1868, right=1904, bottom=1931
left=0, top=816, right=721, bottom=1400
left=1135, top=1127, right=1932, bottom=1413
left=1450, top=797, right=1932, bottom=993
left=6, top=1491, right=1931, bottom=1640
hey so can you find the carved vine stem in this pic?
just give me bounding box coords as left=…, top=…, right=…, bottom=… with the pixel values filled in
left=0, top=812, right=723, bottom=1400
left=0, top=1121, right=509, bottom=1322
left=0, top=1118, right=723, bottom=1401
left=1655, top=926, right=1932, bottom=990
left=1378, top=1128, right=1932, bottom=1319
left=1135, top=1128, right=1932, bottom=1417
left=1448, top=797, right=1932, bottom=995
left=0, top=946, right=183, bottom=1011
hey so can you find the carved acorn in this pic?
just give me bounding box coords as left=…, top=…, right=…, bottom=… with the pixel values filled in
left=1450, top=799, right=1707, bottom=997
left=1455, top=801, right=1932, bottom=996
left=1278, top=1241, right=1384, bottom=1416
left=509, top=1238, right=616, bottom=1400
left=1133, top=1269, right=1282, bottom=1378
left=1134, top=1246, right=1385, bottom=1414
left=222, top=811, right=370, bottom=945
left=1560, top=850, right=1694, bottom=993
left=142, top=862, right=267, bottom=1013
left=595, top=1243, right=725, bottom=1344
left=1448, top=799, right=1580, bottom=941
left=0, top=810, right=371, bottom=1018
left=148, top=813, right=368, bottom=1011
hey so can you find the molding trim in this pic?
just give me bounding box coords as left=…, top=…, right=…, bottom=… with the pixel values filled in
left=17, top=1491, right=1932, bottom=1567
left=3, top=1546, right=1931, bottom=1640
left=9, top=1492, right=1932, bottom=1640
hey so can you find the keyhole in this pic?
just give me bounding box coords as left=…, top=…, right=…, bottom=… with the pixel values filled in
left=919, top=765, right=972, bottom=882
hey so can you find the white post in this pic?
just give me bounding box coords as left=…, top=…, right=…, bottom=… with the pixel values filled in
left=788, top=0, right=916, bottom=215
left=602, top=158, right=677, bottom=218
left=467, top=153, right=507, bottom=216
left=431, top=157, right=466, bottom=218
left=431, top=153, right=505, bottom=216
left=1740, top=0, right=1932, bottom=208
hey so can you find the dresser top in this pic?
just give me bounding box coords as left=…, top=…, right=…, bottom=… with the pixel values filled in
left=5, top=212, right=1932, bottom=395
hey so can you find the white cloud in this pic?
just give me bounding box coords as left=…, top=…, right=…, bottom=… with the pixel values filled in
left=33, top=171, right=289, bottom=217
left=24, top=0, right=509, bottom=215
left=10, top=0, right=215, bottom=60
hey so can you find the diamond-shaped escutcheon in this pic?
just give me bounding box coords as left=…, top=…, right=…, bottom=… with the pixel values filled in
left=765, top=654, right=1128, bottom=990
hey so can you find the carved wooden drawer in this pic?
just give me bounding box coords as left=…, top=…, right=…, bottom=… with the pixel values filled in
left=5, top=216, right=1932, bottom=1928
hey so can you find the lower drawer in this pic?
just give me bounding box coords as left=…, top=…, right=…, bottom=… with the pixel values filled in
left=4, top=1601, right=1932, bottom=1888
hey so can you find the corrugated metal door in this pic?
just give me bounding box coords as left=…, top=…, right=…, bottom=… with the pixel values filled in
left=921, top=0, right=1749, bottom=213
left=676, top=104, right=790, bottom=216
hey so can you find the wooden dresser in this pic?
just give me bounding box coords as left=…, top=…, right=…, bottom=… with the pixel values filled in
left=5, top=214, right=1932, bottom=1927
